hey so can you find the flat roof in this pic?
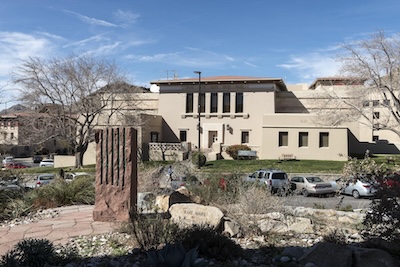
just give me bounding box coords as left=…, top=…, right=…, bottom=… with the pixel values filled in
left=151, top=75, right=287, bottom=91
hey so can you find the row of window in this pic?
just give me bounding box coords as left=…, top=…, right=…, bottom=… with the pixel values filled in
left=363, top=99, right=390, bottom=107
left=186, top=92, right=244, bottom=114
left=174, top=130, right=329, bottom=148
left=0, top=122, right=16, bottom=127
left=2, top=132, right=15, bottom=140
left=279, top=132, right=329, bottom=148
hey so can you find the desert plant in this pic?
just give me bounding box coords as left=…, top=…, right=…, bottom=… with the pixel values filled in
left=225, top=144, right=251, bottom=160
left=128, top=212, right=180, bottom=250
left=341, top=151, right=388, bottom=182
left=323, top=229, right=348, bottom=245
left=173, top=225, right=243, bottom=262
left=143, top=242, right=207, bottom=267
left=363, top=176, right=400, bottom=241
left=191, top=152, right=206, bottom=168
left=29, top=176, right=95, bottom=209
left=0, top=238, right=60, bottom=267
left=238, top=184, right=283, bottom=215
left=0, top=189, right=29, bottom=221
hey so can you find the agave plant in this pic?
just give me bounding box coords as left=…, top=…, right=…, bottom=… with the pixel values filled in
left=143, top=242, right=207, bottom=267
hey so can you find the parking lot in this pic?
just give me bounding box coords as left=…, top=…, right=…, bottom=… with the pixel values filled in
left=282, top=194, right=373, bottom=210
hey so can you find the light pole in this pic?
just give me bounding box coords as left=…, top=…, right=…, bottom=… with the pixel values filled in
left=194, top=71, right=201, bottom=168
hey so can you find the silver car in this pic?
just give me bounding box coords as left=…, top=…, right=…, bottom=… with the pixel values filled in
left=290, top=176, right=335, bottom=197
left=245, top=169, right=289, bottom=193
left=341, top=178, right=377, bottom=198
left=36, top=174, right=55, bottom=187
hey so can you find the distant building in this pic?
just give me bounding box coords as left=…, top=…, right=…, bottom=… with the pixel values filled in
left=149, top=76, right=400, bottom=161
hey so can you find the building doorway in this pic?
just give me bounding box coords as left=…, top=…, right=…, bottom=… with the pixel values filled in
left=208, top=131, right=218, bottom=148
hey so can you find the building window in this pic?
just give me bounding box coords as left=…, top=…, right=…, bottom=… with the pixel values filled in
left=179, top=130, right=187, bottom=142
left=319, top=132, right=329, bottom=148
left=210, top=93, right=218, bottom=113
left=10, top=133, right=14, bottom=140
left=241, top=131, right=249, bottom=144
left=372, top=100, right=379, bottom=107
left=382, top=99, right=390, bottom=106
left=150, top=132, right=159, bottom=142
left=235, top=92, right=243, bottom=113
left=223, top=93, right=230, bottom=113
left=362, top=101, right=370, bottom=107
left=279, top=132, right=288, bottom=147
left=199, top=93, right=205, bottom=113
left=186, top=93, right=193, bottom=113
left=373, top=135, right=379, bottom=142
left=373, top=112, right=380, bottom=119
left=299, top=132, right=308, bottom=147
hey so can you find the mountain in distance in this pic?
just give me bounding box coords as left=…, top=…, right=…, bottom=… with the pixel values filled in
left=0, top=104, right=28, bottom=115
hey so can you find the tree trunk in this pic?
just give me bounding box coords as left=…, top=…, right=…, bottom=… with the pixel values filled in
left=75, top=143, right=88, bottom=168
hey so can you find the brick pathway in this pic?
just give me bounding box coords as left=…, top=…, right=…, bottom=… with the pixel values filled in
left=0, top=205, right=115, bottom=256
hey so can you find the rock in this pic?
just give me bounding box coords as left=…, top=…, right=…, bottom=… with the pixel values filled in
left=169, top=203, right=224, bottom=228
left=169, top=187, right=203, bottom=206
left=281, top=246, right=305, bottom=259
left=299, top=242, right=353, bottom=267
left=155, top=195, right=169, bottom=212
left=349, top=246, right=397, bottom=267
left=258, top=215, right=313, bottom=234
left=223, top=217, right=241, bottom=237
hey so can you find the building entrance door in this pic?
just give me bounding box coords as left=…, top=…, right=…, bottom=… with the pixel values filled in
left=208, top=131, right=218, bottom=148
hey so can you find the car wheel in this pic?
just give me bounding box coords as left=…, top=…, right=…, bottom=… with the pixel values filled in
left=352, top=190, right=360, bottom=199
left=302, top=188, right=309, bottom=197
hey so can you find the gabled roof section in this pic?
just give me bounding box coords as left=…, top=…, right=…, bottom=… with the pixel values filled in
left=151, top=75, right=288, bottom=91
left=309, top=77, right=366, bottom=90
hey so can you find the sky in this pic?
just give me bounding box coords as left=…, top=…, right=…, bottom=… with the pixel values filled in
left=1, top=0, right=400, bottom=105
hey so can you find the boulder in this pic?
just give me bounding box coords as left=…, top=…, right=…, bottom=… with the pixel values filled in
left=349, top=246, right=397, bottom=267
left=169, top=187, right=203, bottom=207
left=299, top=242, right=353, bottom=267
left=223, top=217, right=241, bottom=237
left=169, top=203, right=224, bottom=229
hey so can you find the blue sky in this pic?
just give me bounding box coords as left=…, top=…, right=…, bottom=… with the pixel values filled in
left=1, top=0, right=400, bottom=104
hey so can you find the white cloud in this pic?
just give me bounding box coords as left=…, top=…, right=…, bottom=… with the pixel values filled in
left=278, top=52, right=341, bottom=82
left=63, top=34, right=108, bottom=48
left=63, top=10, right=118, bottom=27
left=0, top=32, right=52, bottom=77
left=0, top=32, right=54, bottom=103
left=113, top=10, right=140, bottom=27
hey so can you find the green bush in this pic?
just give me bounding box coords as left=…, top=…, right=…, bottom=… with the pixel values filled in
left=225, top=144, right=251, bottom=160
left=363, top=173, right=400, bottom=242
left=191, top=152, right=206, bottom=167
left=0, top=238, right=59, bottom=267
left=127, top=212, right=180, bottom=250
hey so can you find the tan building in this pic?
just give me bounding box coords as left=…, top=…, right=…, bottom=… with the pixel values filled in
left=150, top=76, right=400, bottom=161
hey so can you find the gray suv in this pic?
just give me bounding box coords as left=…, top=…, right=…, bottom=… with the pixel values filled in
left=245, top=169, right=289, bottom=193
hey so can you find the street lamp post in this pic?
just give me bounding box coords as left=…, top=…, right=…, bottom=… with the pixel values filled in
left=194, top=71, right=201, bottom=168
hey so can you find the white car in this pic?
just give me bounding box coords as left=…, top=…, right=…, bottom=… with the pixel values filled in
left=2, top=156, right=14, bottom=165
left=64, top=172, right=91, bottom=181
left=39, top=159, right=54, bottom=167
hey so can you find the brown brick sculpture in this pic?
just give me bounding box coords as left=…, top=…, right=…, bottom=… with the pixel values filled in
left=93, top=127, right=138, bottom=222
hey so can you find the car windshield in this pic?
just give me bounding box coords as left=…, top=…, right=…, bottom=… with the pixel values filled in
left=306, top=177, right=323, bottom=183
left=271, top=173, right=287, bottom=180
left=38, top=174, right=54, bottom=180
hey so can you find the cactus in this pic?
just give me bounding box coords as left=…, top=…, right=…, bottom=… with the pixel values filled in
left=143, top=242, right=207, bottom=267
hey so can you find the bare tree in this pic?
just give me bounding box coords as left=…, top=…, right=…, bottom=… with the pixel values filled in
left=12, top=54, right=135, bottom=168
left=315, top=31, right=400, bottom=138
